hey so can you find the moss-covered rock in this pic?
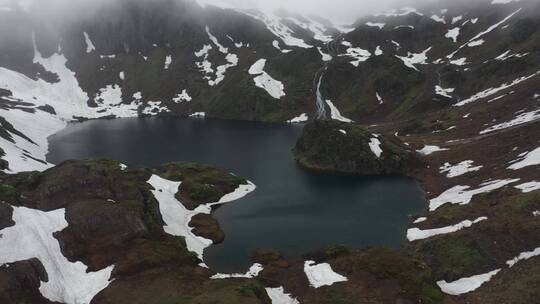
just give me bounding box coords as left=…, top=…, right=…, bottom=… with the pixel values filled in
left=294, top=120, right=422, bottom=175
left=155, top=162, right=248, bottom=210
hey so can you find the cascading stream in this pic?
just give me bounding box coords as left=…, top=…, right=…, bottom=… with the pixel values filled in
left=314, top=34, right=343, bottom=120
left=315, top=70, right=327, bottom=119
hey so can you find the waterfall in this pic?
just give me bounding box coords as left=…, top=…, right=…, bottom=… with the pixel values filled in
left=315, top=72, right=327, bottom=119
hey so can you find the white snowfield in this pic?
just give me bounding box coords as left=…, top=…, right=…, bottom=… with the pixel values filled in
left=407, top=217, right=487, bottom=241
left=194, top=27, right=239, bottom=86
left=375, top=7, right=423, bottom=17
left=439, top=160, right=483, bottom=178
left=376, top=92, right=384, bottom=104
left=248, top=59, right=286, bottom=99
left=287, top=113, right=308, bottom=123
left=395, top=47, right=432, bottom=71
left=506, top=247, right=540, bottom=267
left=366, top=22, right=385, bottom=29
left=438, top=244, right=540, bottom=296
left=480, top=109, right=540, bottom=134
left=437, top=269, right=501, bottom=295
left=0, top=206, right=114, bottom=304
left=304, top=260, right=348, bottom=288
left=430, top=14, right=446, bottom=24
left=508, top=147, right=540, bottom=170
left=147, top=174, right=256, bottom=260
left=83, top=32, right=96, bottom=53
left=467, top=39, right=484, bottom=47
left=429, top=179, right=520, bottom=211
left=445, top=27, right=460, bottom=43
left=435, top=85, right=455, bottom=98
left=211, top=263, right=263, bottom=279
left=514, top=181, right=540, bottom=193
left=142, top=100, right=169, bottom=115
left=449, top=57, right=468, bottom=66
left=317, top=47, right=333, bottom=61
left=447, top=8, right=521, bottom=60
left=368, top=136, right=383, bottom=158
left=417, top=145, right=449, bottom=155
left=173, top=89, right=192, bottom=103
left=413, top=217, right=427, bottom=224
left=190, top=112, right=206, bottom=118
left=285, top=16, right=333, bottom=43
left=240, top=11, right=312, bottom=49
left=455, top=71, right=540, bottom=107
left=0, top=33, right=149, bottom=172
left=341, top=45, right=371, bottom=67
left=265, top=287, right=300, bottom=304
left=164, top=55, right=172, bottom=69
left=495, top=50, right=529, bottom=61
left=326, top=100, right=353, bottom=123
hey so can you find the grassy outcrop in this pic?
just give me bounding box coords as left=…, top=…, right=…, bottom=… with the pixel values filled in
left=294, top=120, right=422, bottom=176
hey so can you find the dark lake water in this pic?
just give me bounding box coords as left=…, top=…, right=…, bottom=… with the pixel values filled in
left=47, top=117, right=426, bottom=272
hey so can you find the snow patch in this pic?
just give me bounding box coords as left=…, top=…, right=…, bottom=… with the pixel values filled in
left=480, top=109, right=540, bottom=134
left=445, top=28, right=460, bottom=43
left=417, top=145, right=449, bottom=155
left=83, top=32, right=96, bottom=53
left=437, top=269, right=501, bottom=295
left=506, top=247, right=540, bottom=267
left=407, top=217, right=487, bottom=241
left=164, top=55, right=172, bottom=69
left=455, top=71, right=540, bottom=106
left=366, top=22, right=385, bottom=29
left=514, top=181, right=540, bottom=193
left=147, top=174, right=256, bottom=261
left=0, top=206, right=114, bottom=304
left=287, top=113, right=308, bottom=123
left=508, top=147, right=540, bottom=170
left=211, top=263, right=263, bottom=279
left=326, top=100, right=353, bottom=123
left=395, top=47, right=432, bottom=71
left=304, top=260, right=348, bottom=288
left=429, top=179, right=520, bottom=211
left=173, top=89, right=192, bottom=103
left=368, top=136, right=383, bottom=158
left=435, top=85, right=455, bottom=98
left=265, top=287, right=299, bottom=304
left=248, top=59, right=286, bottom=99
left=376, top=92, right=384, bottom=104
left=440, top=160, right=483, bottom=178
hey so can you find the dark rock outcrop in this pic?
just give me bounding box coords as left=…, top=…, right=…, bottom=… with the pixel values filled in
left=0, top=202, right=14, bottom=230
left=0, top=259, right=54, bottom=304
left=294, top=120, right=422, bottom=175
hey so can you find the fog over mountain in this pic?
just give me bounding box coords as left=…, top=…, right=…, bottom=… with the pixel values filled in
left=1, top=0, right=540, bottom=303
left=196, top=0, right=432, bottom=22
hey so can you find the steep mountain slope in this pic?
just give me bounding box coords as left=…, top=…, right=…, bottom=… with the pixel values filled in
left=0, top=0, right=540, bottom=303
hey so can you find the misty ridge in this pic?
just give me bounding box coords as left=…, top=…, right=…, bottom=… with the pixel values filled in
left=0, top=0, right=525, bottom=26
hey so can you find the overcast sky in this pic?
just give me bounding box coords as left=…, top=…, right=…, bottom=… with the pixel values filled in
left=196, top=0, right=426, bottom=22
left=1, top=0, right=431, bottom=23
